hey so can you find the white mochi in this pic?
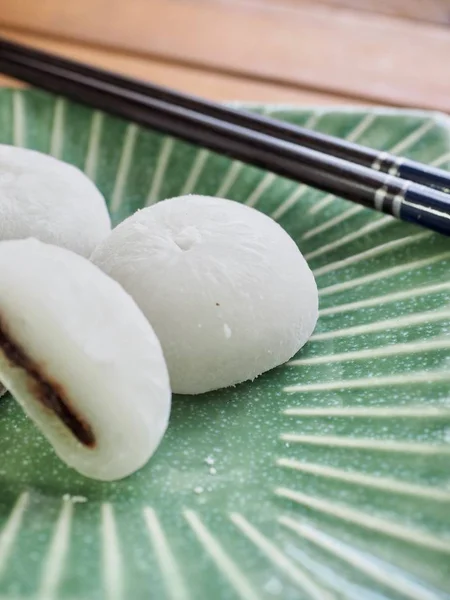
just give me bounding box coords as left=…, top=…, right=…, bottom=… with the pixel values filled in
left=92, top=195, right=318, bottom=395
left=0, top=239, right=171, bottom=481
left=0, top=145, right=111, bottom=257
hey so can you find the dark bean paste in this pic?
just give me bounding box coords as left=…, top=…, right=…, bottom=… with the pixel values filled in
left=0, top=319, right=95, bottom=447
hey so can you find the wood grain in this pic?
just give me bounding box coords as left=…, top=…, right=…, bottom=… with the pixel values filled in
left=254, top=0, right=450, bottom=26
left=316, top=0, right=450, bottom=24
left=0, top=0, right=449, bottom=110
left=0, top=28, right=370, bottom=104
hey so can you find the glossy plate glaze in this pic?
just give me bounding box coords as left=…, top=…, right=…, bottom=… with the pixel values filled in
left=0, top=89, right=449, bottom=600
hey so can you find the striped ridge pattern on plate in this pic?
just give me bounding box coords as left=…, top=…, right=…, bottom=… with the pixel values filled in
left=0, top=90, right=449, bottom=600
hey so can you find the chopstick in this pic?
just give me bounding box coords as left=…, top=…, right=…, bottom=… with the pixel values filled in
left=1, top=37, right=449, bottom=193
left=0, top=38, right=450, bottom=196
left=0, top=39, right=449, bottom=237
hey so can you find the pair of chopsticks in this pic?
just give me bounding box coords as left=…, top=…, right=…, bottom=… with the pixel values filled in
left=0, top=37, right=449, bottom=236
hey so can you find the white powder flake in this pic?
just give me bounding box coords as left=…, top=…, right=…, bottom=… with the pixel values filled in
left=63, top=494, right=88, bottom=504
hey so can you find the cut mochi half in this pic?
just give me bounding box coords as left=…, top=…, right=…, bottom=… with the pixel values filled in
left=0, top=238, right=171, bottom=481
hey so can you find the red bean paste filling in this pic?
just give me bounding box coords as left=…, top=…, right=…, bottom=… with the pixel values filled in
left=0, top=321, right=95, bottom=447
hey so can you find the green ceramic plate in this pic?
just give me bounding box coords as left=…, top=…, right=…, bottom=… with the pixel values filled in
left=0, top=89, right=449, bottom=600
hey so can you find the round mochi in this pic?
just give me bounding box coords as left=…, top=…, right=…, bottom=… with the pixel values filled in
left=91, top=195, right=318, bottom=395
left=0, top=238, right=171, bottom=481
left=0, top=144, right=111, bottom=257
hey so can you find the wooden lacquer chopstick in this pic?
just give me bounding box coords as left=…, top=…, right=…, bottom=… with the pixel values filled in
left=2, top=37, right=449, bottom=193
left=0, top=37, right=449, bottom=236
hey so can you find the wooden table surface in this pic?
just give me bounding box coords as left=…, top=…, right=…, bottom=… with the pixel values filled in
left=0, top=0, right=449, bottom=111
